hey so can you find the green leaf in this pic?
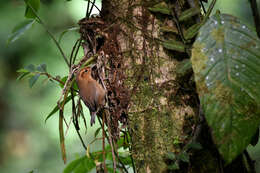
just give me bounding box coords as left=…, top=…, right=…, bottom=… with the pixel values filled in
left=17, top=68, right=30, bottom=73
left=159, top=26, right=178, bottom=34
left=176, top=59, right=192, bottom=75
left=179, top=7, right=201, bottom=22
left=29, top=73, right=40, bottom=88
left=45, top=95, right=73, bottom=122
left=7, top=20, right=35, bottom=44
left=118, top=155, right=132, bottom=165
left=94, top=127, right=102, bottom=137
left=166, top=151, right=176, bottom=160
left=184, top=23, right=202, bottom=40
left=24, top=0, right=40, bottom=19
left=58, top=27, right=79, bottom=43
left=17, top=72, right=31, bottom=81
left=191, top=13, right=260, bottom=163
left=177, top=151, right=189, bottom=163
left=25, top=64, right=36, bottom=72
left=59, top=76, right=78, bottom=90
left=168, top=162, right=179, bottom=170
left=59, top=76, right=68, bottom=88
left=63, top=156, right=95, bottom=173
left=148, top=2, right=171, bottom=15
left=162, top=40, right=186, bottom=52
left=36, top=64, right=47, bottom=72
left=184, top=142, right=202, bottom=150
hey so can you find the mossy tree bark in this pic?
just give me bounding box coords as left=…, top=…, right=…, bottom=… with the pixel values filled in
left=97, top=0, right=251, bottom=172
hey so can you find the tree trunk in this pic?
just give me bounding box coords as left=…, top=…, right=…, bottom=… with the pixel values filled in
left=95, top=0, right=252, bottom=172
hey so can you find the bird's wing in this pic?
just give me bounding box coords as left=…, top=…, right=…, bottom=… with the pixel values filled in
left=80, top=82, right=98, bottom=113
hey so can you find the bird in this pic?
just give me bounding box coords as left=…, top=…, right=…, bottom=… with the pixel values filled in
left=76, top=66, right=106, bottom=126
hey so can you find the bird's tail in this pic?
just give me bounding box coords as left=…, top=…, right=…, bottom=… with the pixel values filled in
left=90, top=112, right=96, bottom=126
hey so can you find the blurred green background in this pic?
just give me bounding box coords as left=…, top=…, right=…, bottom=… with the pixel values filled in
left=0, top=0, right=259, bottom=173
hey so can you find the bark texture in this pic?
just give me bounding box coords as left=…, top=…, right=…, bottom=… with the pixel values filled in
left=100, top=1, right=198, bottom=172
left=96, top=0, right=251, bottom=172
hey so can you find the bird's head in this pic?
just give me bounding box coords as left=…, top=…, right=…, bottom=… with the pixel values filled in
left=77, top=67, right=92, bottom=80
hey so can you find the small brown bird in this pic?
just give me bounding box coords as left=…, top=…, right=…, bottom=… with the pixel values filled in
left=76, top=66, right=106, bottom=126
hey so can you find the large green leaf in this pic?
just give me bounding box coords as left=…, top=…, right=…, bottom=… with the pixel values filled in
left=63, top=156, right=95, bottom=173
left=191, top=13, right=260, bottom=163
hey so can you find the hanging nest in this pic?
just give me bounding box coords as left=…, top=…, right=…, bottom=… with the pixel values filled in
left=78, top=16, right=130, bottom=140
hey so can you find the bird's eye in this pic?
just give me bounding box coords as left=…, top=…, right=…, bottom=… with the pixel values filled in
left=84, top=69, right=88, bottom=73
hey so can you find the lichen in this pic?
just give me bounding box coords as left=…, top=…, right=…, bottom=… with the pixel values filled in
left=211, top=27, right=225, bottom=44
left=213, top=81, right=234, bottom=106
left=191, top=42, right=208, bottom=75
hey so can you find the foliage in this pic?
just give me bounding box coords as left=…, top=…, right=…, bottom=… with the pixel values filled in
left=191, top=13, right=260, bottom=163
left=166, top=141, right=202, bottom=171
left=9, top=0, right=260, bottom=172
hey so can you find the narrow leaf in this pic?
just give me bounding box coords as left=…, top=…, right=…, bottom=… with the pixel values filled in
left=17, top=68, right=30, bottom=73
left=162, top=40, right=186, bottom=52
left=160, top=26, right=178, bottom=34
left=17, top=72, right=31, bottom=81
left=59, top=76, right=78, bottom=90
left=24, top=0, right=40, bottom=19
left=29, top=73, right=40, bottom=88
left=94, top=127, right=102, bottom=137
left=25, top=64, right=36, bottom=72
left=184, top=23, right=202, bottom=40
left=36, top=64, right=47, bottom=72
left=59, top=110, right=66, bottom=163
left=148, top=2, right=171, bottom=15
left=7, top=20, right=35, bottom=44
left=45, top=95, right=73, bottom=122
left=58, top=27, right=79, bottom=43
left=179, top=8, right=201, bottom=22
left=176, top=59, right=192, bottom=75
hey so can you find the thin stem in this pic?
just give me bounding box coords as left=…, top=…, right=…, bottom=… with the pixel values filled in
left=244, top=150, right=256, bottom=173
left=170, top=5, right=187, bottom=44
left=89, top=0, right=96, bottom=17
left=69, top=39, right=81, bottom=67
left=71, top=90, right=88, bottom=150
left=86, top=0, right=101, bottom=17
left=126, top=128, right=136, bottom=173
left=72, top=39, right=82, bottom=65
left=203, top=0, right=216, bottom=23
left=249, top=0, right=260, bottom=38
left=104, top=112, right=116, bottom=173
left=199, top=0, right=206, bottom=14
left=86, top=0, right=91, bottom=18
left=102, top=113, right=108, bottom=173
left=97, top=116, right=129, bottom=173
left=25, top=2, right=70, bottom=67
